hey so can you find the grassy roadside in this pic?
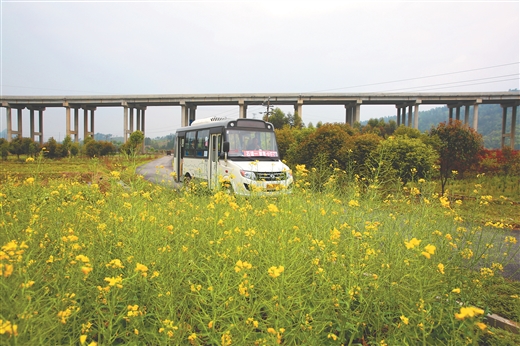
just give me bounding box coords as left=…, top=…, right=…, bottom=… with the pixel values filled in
left=0, top=156, right=519, bottom=345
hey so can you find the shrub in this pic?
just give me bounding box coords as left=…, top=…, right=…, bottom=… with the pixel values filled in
left=378, top=136, right=438, bottom=184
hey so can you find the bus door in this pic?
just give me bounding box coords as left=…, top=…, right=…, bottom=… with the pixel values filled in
left=208, top=134, right=221, bottom=189
left=175, top=136, right=184, bottom=183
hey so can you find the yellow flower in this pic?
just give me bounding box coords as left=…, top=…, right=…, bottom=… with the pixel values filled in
left=348, top=200, right=360, bottom=207
left=110, top=171, right=121, bottom=179
left=400, top=315, right=409, bottom=325
left=421, top=244, right=436, bottom=259
left=454, top=306, right=484, bottom=320
left=80, top=335, right=87, bottom=345
left=20, top=280, right=35, bottom=288
left=267, top=204, right=279, bottom=213
left=404, top=238, right=421, bottom=249
left=135, top=263, right=149, bottom=277
left=327, top=333, right=338, bottom=340
left=268, top=265, right=285, bottom=278
left=106, top=259, right=124, bottom=269
left=81, top=266, right=93, bottom=276
left=0, top=319, right=18, bottom=336
left=475, top=322, right=487, bottom=330
left=104, top=276, right=123, bottom=288
left=1, top=264, right=14, bottom=278
left=452, top=288, right=461, bottom=294
left=234, top=260, right=253, bottom=273
left=221, top=331, right=232, bottom=346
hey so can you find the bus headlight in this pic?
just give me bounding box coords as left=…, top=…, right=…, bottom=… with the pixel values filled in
left=240, top=170, right=256, bottom=180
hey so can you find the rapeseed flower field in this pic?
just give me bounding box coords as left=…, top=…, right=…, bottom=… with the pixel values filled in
left=0, top=162, right=518, bottom=345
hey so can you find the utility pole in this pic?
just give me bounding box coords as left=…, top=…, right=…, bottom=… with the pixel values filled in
left=263, top=97, right=273, bottom=121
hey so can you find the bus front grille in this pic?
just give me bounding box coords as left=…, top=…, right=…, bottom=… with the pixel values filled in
left=255, top=172, right=287, bottom=181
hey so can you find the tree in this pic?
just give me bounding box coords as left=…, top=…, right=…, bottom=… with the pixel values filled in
left=61, top=135, right=73, bottom=157
left=44, top=137, right=59, bottom=158
left=266, top=108, right=289, bottom=129
left=121, top=131, right=145, bottom=154
left=8, top=136, right=24, bottom=159
left=85, top=140, right=102, bottom=158
left=429, top=120, right=483, bottom=195
left=0, top=138, right=9, bottom=160
left=274, top=127, right=296, bottom=161
left=21, top=137, right=38, bottom=157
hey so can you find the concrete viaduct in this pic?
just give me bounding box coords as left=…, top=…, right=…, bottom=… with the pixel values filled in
left=1, top=92, right=519, bottom=148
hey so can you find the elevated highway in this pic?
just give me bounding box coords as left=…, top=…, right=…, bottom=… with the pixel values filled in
left=2, top=92, right=519, bottom=147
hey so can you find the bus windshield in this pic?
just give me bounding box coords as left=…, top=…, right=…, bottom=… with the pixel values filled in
left=226, top=129, right=279, bottom=159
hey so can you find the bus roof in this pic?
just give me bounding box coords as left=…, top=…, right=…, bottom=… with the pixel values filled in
left=176, top=118, right=274, bottom=134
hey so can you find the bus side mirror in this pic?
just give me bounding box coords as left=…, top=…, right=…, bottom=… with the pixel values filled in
left=223, top=141, right=230, bottom=153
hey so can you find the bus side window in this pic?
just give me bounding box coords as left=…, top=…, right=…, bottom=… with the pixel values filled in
left=185, top=131, right=196, bottom=157
left=196, top=130, right=209, bottom=158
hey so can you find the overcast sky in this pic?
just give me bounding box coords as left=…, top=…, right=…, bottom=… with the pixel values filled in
left=1, top=0, right=519, bottom=141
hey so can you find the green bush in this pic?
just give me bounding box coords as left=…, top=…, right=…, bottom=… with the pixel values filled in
left=378, top=136, right=438, bottom=184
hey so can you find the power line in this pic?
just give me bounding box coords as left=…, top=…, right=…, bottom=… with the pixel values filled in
left=400, top=78, right=520, bottom=92
left=380, top=74, right=520, bottom=92
left=309, top=62, right=520, bottom=93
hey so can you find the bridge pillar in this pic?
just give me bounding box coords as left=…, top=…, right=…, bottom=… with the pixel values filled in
left=180, top=102, right=189, bottom=127
left=464, top=105, right=470, bottom=126
left=413, top=102, right=420, bottom=129
left=83, top=107, right=95, bottom=140
left=345, top=104, right=353, bottom=126
left=123, top=103, right=129, bottom=142
left=294, top=99, right=303, bottom=121
left=136, top=108, right=141, bottom=131
left=472, top=100, right=481, bottom=131
left=138, top=106, right=146, bottom=136
left=29, top=106, right=45, bottom=145
left=345, top=101, right=360, bottom=125
left=2, top=104, right=22, bottom=142
left=407, top=105, right=412, bottom=127
left=239, top=99, right=247, bottom=118
left=6, top=107, right=24, bottom=141
left=501, top=103, right=519, bottom=149
left=456, top=106, right=461, bottom=121
left=354, top=101, right=361, bottom=123
left=512, top=105, right=517, bottom=149
left=396, top=107, right=401, bottom=126
left=70, top=107, right=80, bottom=143
left=188, top=105, right=197, bottom=125
left=4, top=105, right=12, bottom=141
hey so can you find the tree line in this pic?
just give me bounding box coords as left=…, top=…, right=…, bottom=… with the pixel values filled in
left=266, top=108, right=515, bottom=195
left=0, top=131, right=145, bottom=160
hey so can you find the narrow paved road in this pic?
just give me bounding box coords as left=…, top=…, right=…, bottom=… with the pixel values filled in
left=135, top=155, right=181, bottom=188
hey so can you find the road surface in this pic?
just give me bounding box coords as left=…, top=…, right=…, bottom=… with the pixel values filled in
left=135, top=155, right=181, bottom=188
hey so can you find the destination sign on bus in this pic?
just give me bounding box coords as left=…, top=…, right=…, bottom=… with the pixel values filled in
left=242, top=150, right=278, bottom=157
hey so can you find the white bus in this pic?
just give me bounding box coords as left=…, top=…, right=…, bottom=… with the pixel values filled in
left=173, top=117, right=293, bottom=195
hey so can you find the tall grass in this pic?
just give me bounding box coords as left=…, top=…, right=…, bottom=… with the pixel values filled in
left=0, top=161, right=519, bottom=345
